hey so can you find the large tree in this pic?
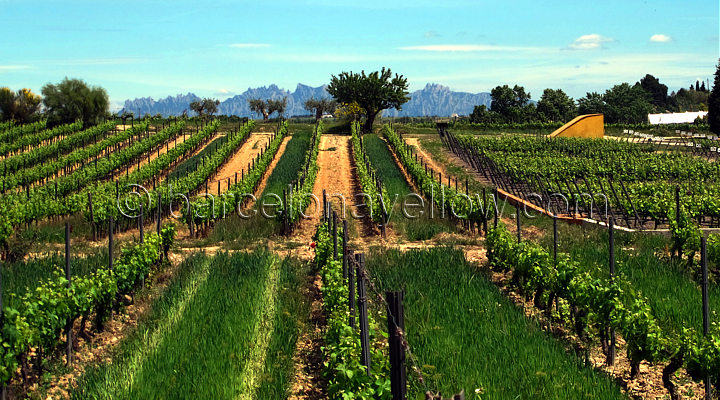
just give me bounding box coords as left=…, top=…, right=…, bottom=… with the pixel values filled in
left=638, top=74, right=669, bottom=111
left=189, top=98, right=220, bottom=118
left=304, top=97, right=337, bottom=120
left=248, top=98, right=269, bottom=120
left=489, top=84, right=533, bottom=123
left=0, top=87, right=42, bottom=123
left=42, top=78, right=108, bottom=127
left=576, top=92, right=606, bottom=115
left=469, top=104, right=501, bottom=124
left=327, top=68, right=409, bottom=133
left=267, top=97, right=287, bottom=118
left=709, top=60, right=720, bottom=134
left=536, top=88, right=576, bottom=122
left=603, top=83, right=653, bottom=124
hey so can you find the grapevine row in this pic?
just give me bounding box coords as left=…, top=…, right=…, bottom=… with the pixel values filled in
left=0, top=120, right=82, bottom=158
left=0, top=225, right=176, bottom=386
left=382, top=124, right=483, bottom=226
left=190, top=121, right=286, bottom=227
left=351, top=121, right=389, bottom=225
left=0, top=120, right=116, bottom=176
left=0, top=121, right=200, bottom=244
left=286, top=121, right=322, bottom=227
left=0, top=121, right=138, bottom=191
left=0, top=121, right=184, bottom=213
left=0, top=120, right=45, bottom=146
left=85, top=119, right=230, bottom=226
left=448, top=132, right=720, bottom=227
left=486, top=223, right=719, bottom=398
left=313, top=220, right=391, bottom=398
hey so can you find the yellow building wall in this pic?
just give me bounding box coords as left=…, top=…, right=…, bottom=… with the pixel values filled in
left=549, top=114, right=604, bottom=138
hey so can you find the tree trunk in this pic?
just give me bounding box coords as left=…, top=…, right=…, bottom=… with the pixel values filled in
left=363, top=112, right=378, bottom=133
left=315, top=110, right=322, bottom=120
left=662, top=353, right=684, bottom=400
left=630, top=359, right=641, bottom=379
left=262, top=112, right=269, bottom=121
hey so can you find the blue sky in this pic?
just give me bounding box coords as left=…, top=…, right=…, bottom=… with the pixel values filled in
left=1, top=0, right=717, bottom=110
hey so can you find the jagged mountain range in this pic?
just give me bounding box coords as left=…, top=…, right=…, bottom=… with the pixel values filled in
left=121, top=83, right=492, bottom=118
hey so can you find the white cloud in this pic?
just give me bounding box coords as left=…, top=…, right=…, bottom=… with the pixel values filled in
left=228, top=43, right=271, bottom=48
left=566, top=34, right=614, bottom=50
left=215, top=88, right=236, bottom=97
left=0, top=65, right=31, bottom=71
left=423, top=30, right=440, bottom=38
left=397, top=44, right=547, bottom=52
left=59, top=58, right=147, bottom=66
left=650, top=34, right=672, bottom=43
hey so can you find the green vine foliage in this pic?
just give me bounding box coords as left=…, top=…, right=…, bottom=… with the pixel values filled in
left=313, top=222, right=391, bottom=399
left=0, top=120, right=79, bottom=158
left=286, top=121, right=322, bottom=225
left=486, top=223, right=719, bottom=394
left=382, top=124, right=482, bottom=223
left=351, top=122, right=388, bottom=223
left=668, top=207, right=702, bottom=265
left=189, top=120, right=282, bottom=225
left=0, top=226, right=176, bottom=384
left=454, top=134, right=720, bottom=223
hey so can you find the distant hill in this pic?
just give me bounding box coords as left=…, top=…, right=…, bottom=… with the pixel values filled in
left=121, top=83, right=492, bottom=117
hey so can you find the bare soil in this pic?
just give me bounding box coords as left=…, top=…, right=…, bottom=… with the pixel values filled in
left=210, top=132, right=274, bottom=194
left=295, top=135, right=364, bottom=241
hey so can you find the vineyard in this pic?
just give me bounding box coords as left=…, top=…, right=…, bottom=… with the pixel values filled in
left=0, top=117, right=718, bottom=400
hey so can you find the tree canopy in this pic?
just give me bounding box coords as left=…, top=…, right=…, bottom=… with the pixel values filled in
left=41, top=78, right=108, bottom=127
left=536, top=88, right=576, bottom=122
left=248, top=97, right=286, bottom=120
left=327, top=68, right=409, bottom=133
left=304, top=97, right=337, bottom=120
left=639, top=74, right=669, bottom=111
left=489, top=85, right=534, bottom=123
left=603, top=83, right=653, bottom=124
left=576, top=92, right=605, bottom=115
left=0, top=87, right=42, bottom=123
left=248, top=99, right=269, bottom=120
left=709, top=60, right=720, bottom=134
left=189, top=98, right=220, bottom=118
left=267, top=97, right=287, bottom=118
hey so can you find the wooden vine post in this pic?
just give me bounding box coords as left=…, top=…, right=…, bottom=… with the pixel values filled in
left=356, top=253, right=371, bottom=377
left=387, top=291, right=407, bottom=400
left=701, top=237, right=712, bottom=400
left=342, top=219, right=348, bottom=279
left=64, top=223, right=72, bottom=366
left=608, top=217, right=616, bottom=365
left=349, top=252, right=356, bottom=329
left=333, top=211, right=338, bottom=260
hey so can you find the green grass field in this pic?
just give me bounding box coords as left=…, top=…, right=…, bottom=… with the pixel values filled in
left=367, top=247, right=626, bottom=399
left=534, top=218, right=720, bottom=336
left=2, top=249, right=108, bottom=306
left=72, top=250, right=309, bottom=399
left=363, top=134, right=456, bottom=241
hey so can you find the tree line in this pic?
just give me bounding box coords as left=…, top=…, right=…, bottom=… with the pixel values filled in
left=470, top=73, right=716, bottom=125
left=1, top=78, right=109, bottom=127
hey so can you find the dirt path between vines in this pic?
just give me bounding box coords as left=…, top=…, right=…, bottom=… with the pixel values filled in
left=244, top=136, right=292, bottom=209
left=294, top=135, right=363, bottom=242
left=211, top=132, right=274, bottom=193
left=121, top=129, right=195, bottom=177
left=404, top=137, right=448, bottom=178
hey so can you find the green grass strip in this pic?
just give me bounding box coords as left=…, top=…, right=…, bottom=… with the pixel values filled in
left=368, top=247, right=626, bottom=399
left=234, top=254, right=280, bottom=398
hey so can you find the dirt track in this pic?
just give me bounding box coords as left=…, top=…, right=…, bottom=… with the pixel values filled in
left=211, top=132, right=274, bottom=193
left=295, top=135, right=360, bottom=241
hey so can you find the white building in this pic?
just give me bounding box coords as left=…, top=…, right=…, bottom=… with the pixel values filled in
left=648, top=111, right=708, bottom=124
